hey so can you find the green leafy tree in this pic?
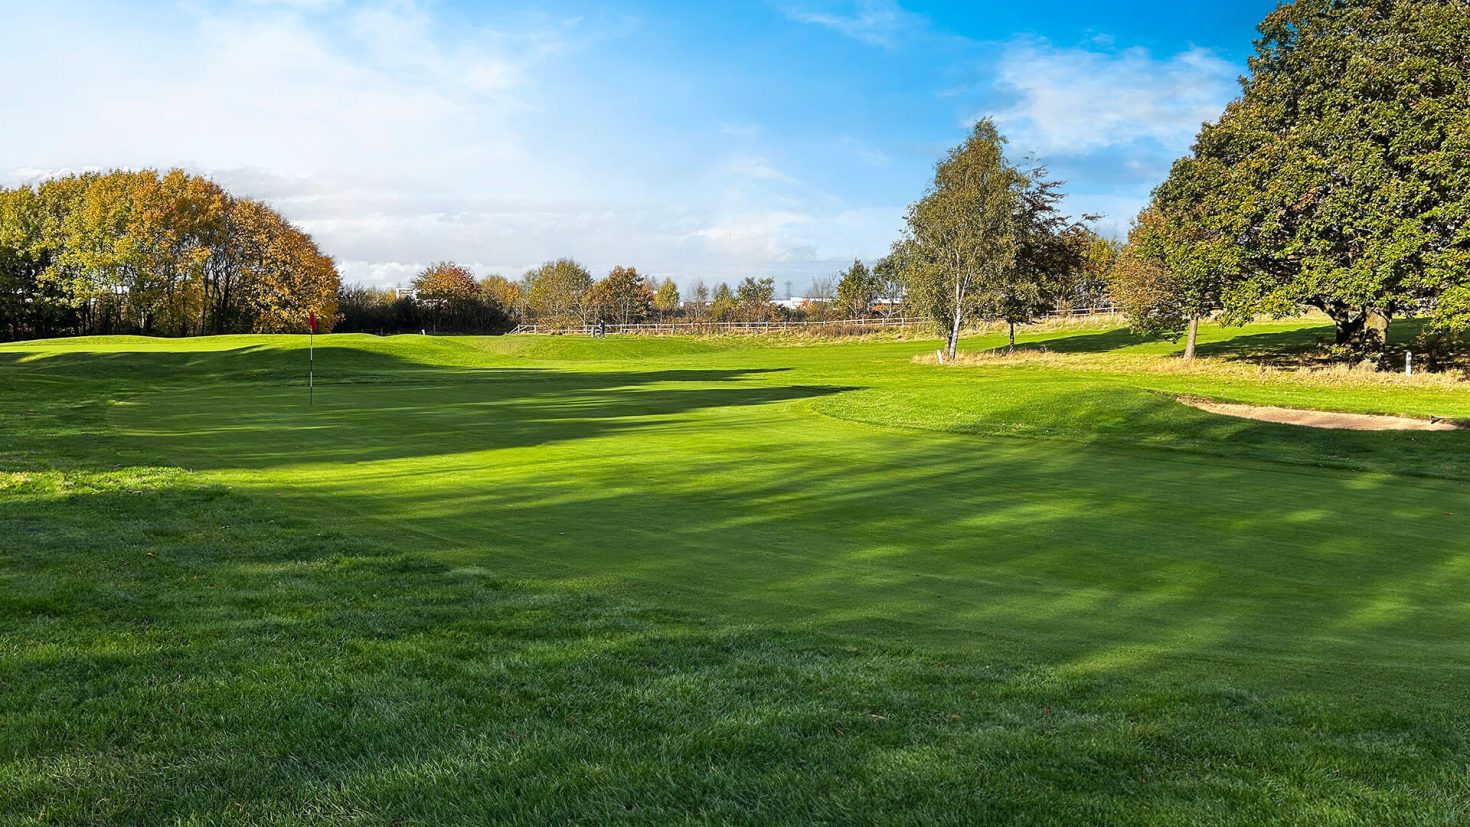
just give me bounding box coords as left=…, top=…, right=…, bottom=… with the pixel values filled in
left=834, top=259, right=877, bottom=318
left=51, top=171, right=146, bottom=332
left=872, top=248, right=907, bottom=319
left=983, top=163, right=1093, bottom=350
left=735, top=276, right=776, bottom=321
left=0, top=186, right=72, bottom=339
left=1164, top=0, right=1470, bottom=357
left=1109, top=208, right=1198, bottom=357
left=897, top=119, right=1023, bottom=358
left=709, top=282, right=737, bottom=322
left=1055, top=229, right=1118, bottom=313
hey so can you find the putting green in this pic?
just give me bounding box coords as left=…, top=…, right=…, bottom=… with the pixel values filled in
left=3, top=321, right=1469, bottom=823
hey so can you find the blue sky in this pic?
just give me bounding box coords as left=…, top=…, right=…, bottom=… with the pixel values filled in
left=0, top=0, right=1276, bottom=291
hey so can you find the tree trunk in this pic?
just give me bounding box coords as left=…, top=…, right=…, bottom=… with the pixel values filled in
left=1008, top=321, right=1016, bottom=353
left=1323, top=304, right=1391, bottom=359
left=947, top=308, right=961, bottom=360
left=1362, top=309, right=1390, bottom=357
left=1331, top=310, right=1364, bottom=346
left=1183, top=315, right=1198, bottom=360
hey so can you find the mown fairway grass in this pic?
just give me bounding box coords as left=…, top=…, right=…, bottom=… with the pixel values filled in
left=3, top=320, right=1469, bottom=823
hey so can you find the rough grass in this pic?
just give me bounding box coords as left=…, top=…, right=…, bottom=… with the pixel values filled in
left=3, top=320, right=1470, bottom=823
left=917, top=348, right=1470, bottom=391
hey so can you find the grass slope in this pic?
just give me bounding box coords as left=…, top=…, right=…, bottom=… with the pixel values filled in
left=2, top=320, right=1469, bottom=823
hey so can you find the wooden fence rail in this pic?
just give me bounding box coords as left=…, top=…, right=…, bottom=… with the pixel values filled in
left=508, top=306, right=1118, bottom=336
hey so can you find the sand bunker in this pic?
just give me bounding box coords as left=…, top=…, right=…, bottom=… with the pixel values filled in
left=1178, top=396, right=1460, bottom=431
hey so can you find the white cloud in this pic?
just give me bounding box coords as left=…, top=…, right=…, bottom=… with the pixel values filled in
left=990, top=40, right=1238, bottom=157
left=694, top=211, right=819, bottom=262
left=777, top=0, right=922, bottom=48
left=0, top=1, right=908, bottom=289
left=0, top=2, right=551, bottom=185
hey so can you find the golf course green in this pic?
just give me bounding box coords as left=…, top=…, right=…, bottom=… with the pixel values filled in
left=4, top=321, right=1469, bottom=823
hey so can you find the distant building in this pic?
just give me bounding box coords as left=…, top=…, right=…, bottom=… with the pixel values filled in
left=774, top=297, right=822, bottom=310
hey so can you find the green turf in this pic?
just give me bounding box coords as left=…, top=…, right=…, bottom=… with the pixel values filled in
left=3, top=321, right=1469, bottom=824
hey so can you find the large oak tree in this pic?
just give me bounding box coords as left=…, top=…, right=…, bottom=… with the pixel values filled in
left=1161, top=0, right=1470, bottom=355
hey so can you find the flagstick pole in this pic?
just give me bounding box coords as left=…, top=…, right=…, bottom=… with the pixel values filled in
left=309, top=327, right=314, bottom=406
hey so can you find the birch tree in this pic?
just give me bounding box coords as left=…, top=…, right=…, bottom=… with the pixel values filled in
left=899, top=119, right=1022, bottom=359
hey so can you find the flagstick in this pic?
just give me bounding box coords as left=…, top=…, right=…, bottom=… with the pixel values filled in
left=309, top=326, right=314, bottom=406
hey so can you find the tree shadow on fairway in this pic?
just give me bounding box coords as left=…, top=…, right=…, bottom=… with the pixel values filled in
left=286, top=422, right=1470, bottom=677
left=1191, top=325, right=1337, bottom=360
left=1010, top=327, right=1158, bottom=354
left=1, top=346, right=857, bottom=472
left=997, top=323, right=1334, bottom=359
left=5, top=431, right=1469, bottom=823
left=1013, top=318, right=1435, bottom=364
left=6, top=340, right=1470, bottom=821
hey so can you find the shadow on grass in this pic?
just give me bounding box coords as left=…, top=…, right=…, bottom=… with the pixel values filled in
left=1187, top=318, right=1431, bottom=365
left=995, top=324, right=1334, bottom=358
left=1022, top=327, right=1159, bottom=353
left=1007, top=317, right=1436, bottom=365
left=1, top=347, right=854, bottom=471
left=5, top=422, right=1469, bottom=822
left=3, top=339, right=1468, bottom=821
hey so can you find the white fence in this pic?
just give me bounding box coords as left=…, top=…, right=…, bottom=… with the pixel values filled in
left=508, top=306, right=1118, bottom=336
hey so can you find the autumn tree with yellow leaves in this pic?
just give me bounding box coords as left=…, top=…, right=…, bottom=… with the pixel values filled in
left=0, top=168, right=339, bottom=339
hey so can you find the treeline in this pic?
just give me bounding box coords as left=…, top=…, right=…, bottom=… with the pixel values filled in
left=1109, top=0, right=1470, bottom=360
left=0, top=169, right=339, bottom=340
left=339, top=259, right=965, bottom=333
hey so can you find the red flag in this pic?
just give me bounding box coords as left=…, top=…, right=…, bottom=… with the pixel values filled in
left=308, top=311, right=317, bottom=333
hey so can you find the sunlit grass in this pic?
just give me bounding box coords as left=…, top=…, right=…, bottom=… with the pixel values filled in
left=3, top=319, right=1469, bottom=823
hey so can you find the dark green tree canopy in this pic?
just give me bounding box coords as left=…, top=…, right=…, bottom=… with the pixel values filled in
left=983, top=162, right=1094, bottom=345
left=1158, top=0, right=1470, bottom=352
left=893, top=120, right=1093, bottom=355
